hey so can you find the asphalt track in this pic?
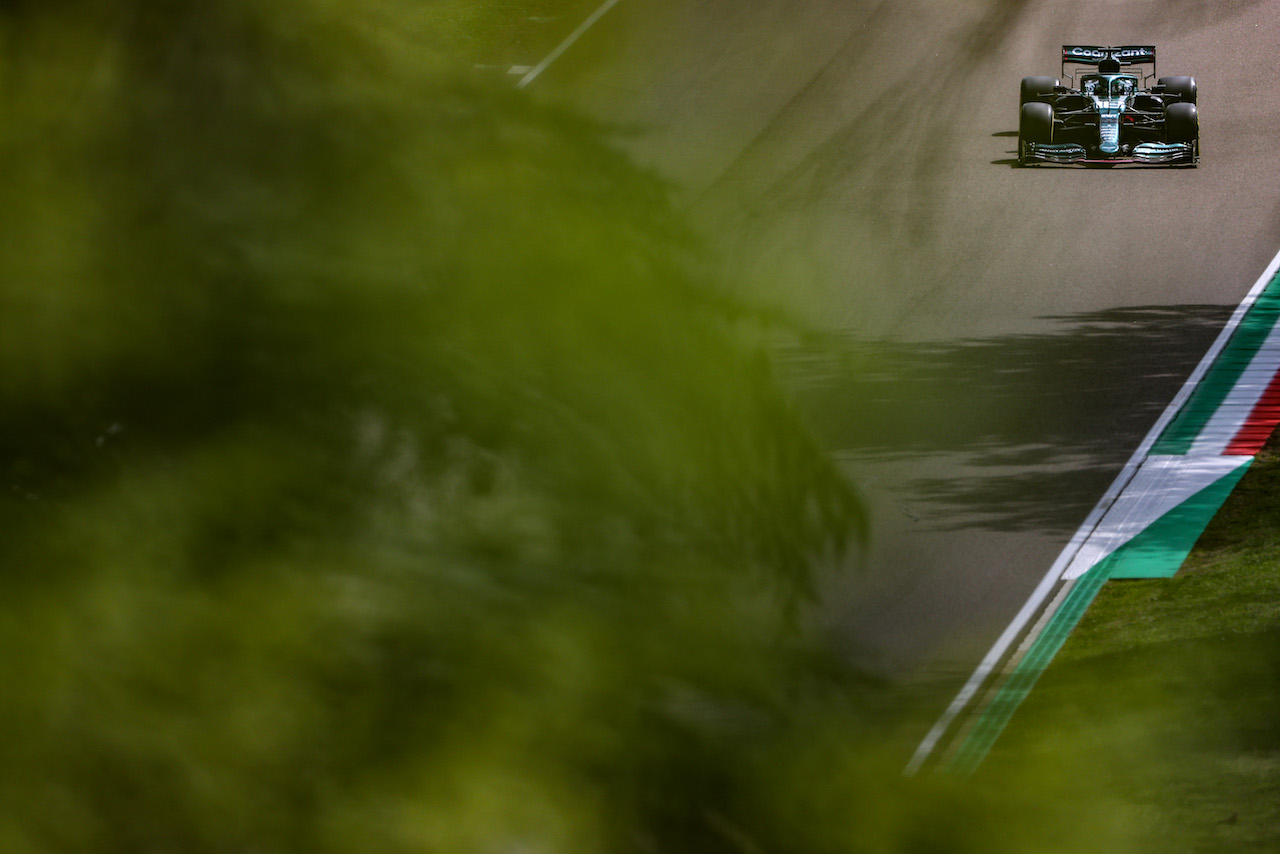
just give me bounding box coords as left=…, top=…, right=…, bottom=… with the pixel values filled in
left=517, top=1, right=1280, bottom=691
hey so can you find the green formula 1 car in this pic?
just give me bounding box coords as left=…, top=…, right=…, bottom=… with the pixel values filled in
left=1019, top=45, right=1198, bottom=166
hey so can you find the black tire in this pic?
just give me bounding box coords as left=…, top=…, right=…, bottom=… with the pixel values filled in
left=1159, top=75, right=1197, bottom=104
left=1020, top=76, right=1059, bottom=106
left=1019, top=101, right=1053, bottom=164
left=1166, top=101, right=1198, bottom=143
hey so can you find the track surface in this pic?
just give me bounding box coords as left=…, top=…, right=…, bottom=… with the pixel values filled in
left=519, top=0, right=1280, bottom=679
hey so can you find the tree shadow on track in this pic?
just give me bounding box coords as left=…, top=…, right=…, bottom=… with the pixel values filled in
left=782, top=304, right=1233, bottom=533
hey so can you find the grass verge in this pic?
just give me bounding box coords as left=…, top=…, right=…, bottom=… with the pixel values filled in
left=987, top=432, right=1280, bottom=851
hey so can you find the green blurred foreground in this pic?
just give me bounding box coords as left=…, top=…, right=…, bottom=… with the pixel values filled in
left=0, top=2, right=1251, bottom=852
left=0, top=2, right=872, bottom=851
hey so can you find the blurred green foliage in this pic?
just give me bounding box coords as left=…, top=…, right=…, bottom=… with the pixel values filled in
left=0, top=2, right=1229, bottom=851
left=0, top=2, right=876, bottom=851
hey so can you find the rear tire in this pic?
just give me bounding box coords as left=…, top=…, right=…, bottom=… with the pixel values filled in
left=1159, top=76, right=1197, bottom=104
left=1020, top=76, right=1058, bottom=106
left=1019, top=101, right=1053, bottom=164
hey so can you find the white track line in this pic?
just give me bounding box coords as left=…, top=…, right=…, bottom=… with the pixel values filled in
left=905, top=242, right=1280, bottom=775
left=515, top=0, right=622, bottom=89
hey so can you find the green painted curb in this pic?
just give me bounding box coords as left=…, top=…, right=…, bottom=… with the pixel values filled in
left=945, top=459, right=1252, bottom=772
left=947, top=564, right=1109, bottom=774
left=1107, top=459, right=1252, bottom=578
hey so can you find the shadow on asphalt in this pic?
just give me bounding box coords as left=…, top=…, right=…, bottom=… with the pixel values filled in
left=782, top=304, right=1233, bottom=533
left=993, top=131, right=1018, bottom=166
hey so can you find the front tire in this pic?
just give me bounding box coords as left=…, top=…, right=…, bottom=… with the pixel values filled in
left=1166, top=101, right=1198, bottom=142
left=1166, top=101, right=1199, bottom=164
left=1019, top=101, right=1053, bottom=164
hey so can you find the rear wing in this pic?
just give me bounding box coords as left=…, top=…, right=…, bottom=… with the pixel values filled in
left=1061, top=45, right=1157, bottom=86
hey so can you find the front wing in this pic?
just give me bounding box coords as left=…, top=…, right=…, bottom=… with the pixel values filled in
left=1023, top=141, right=1197, bottom=166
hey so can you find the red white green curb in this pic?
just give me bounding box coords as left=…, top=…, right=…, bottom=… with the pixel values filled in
left=907, top=245, right=1280, bottom=775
